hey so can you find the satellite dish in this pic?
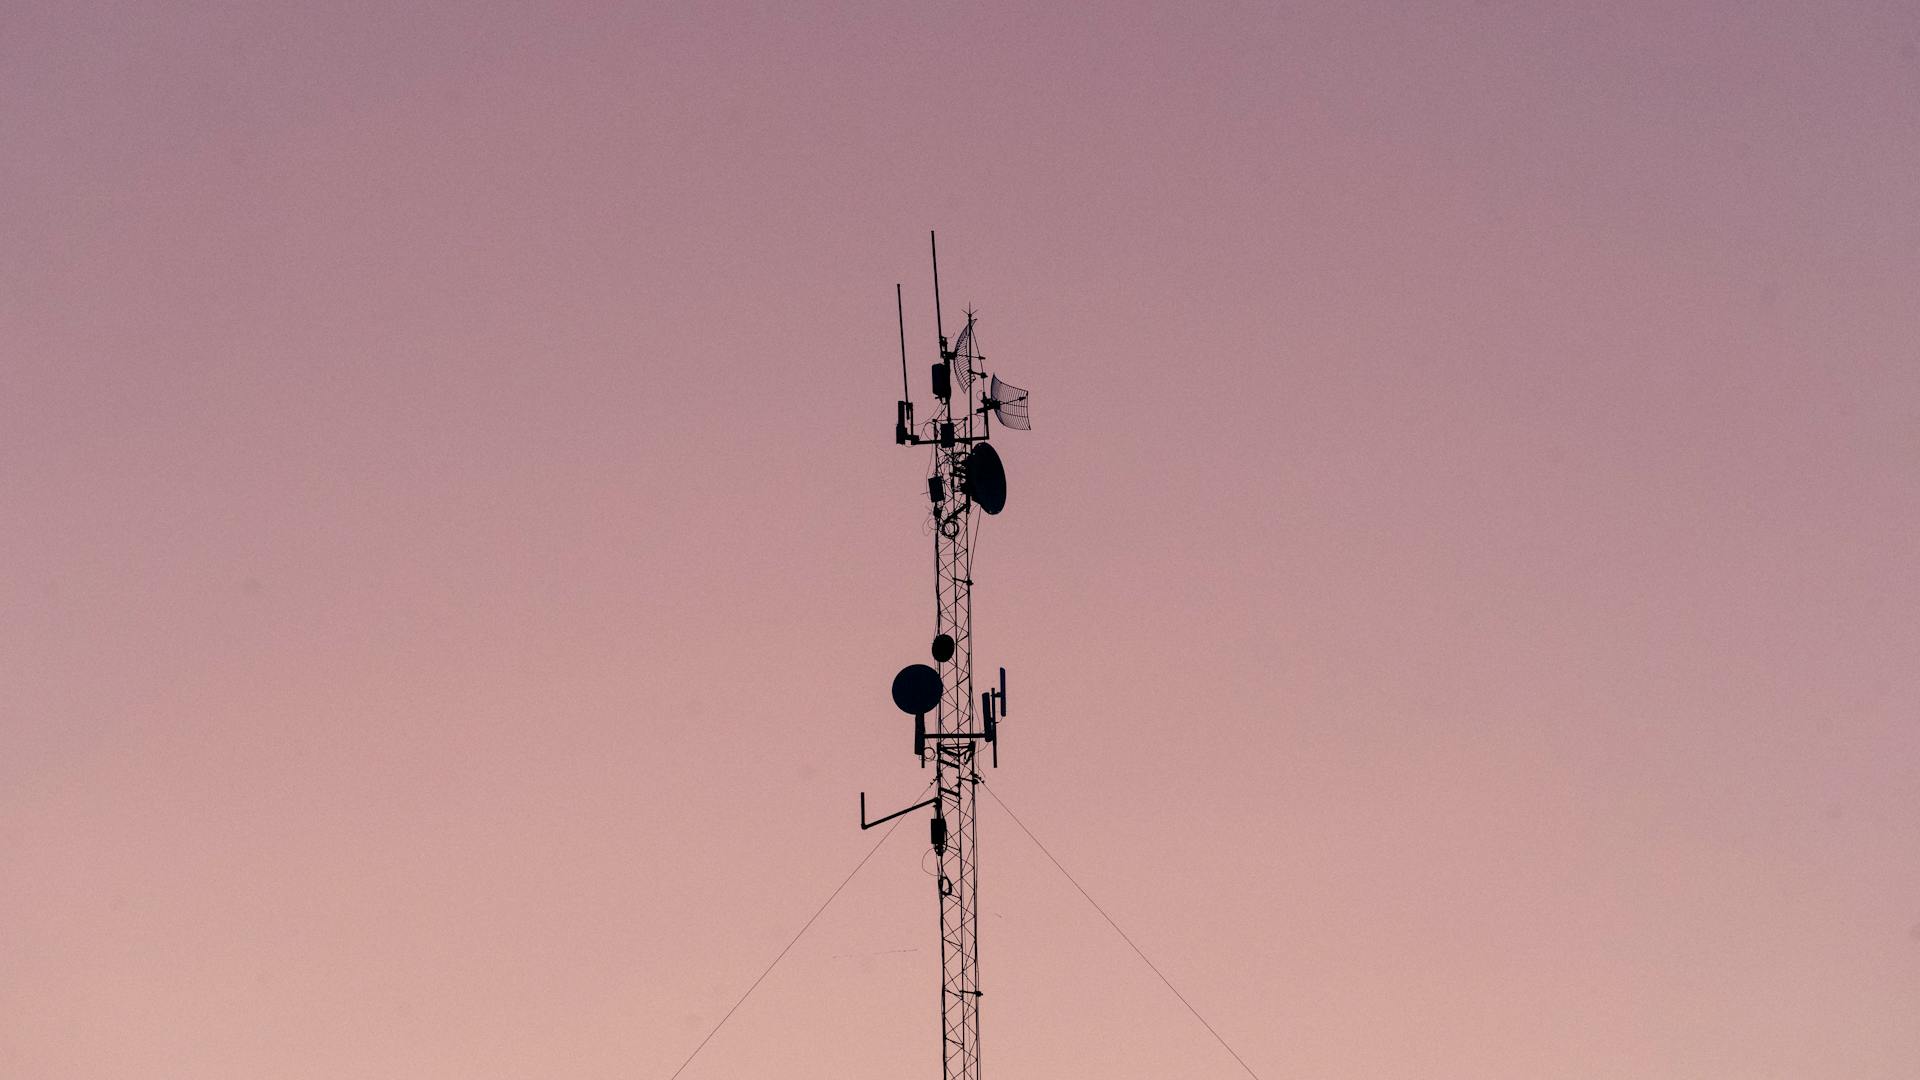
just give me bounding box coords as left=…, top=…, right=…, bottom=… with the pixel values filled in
left=891, top=663, right=943, bottom=715
left=986, top=375, right=1029, bottom=431
left=961, top=442, right=1006, bottom=515
left=931, top=634, right=956, bottom=663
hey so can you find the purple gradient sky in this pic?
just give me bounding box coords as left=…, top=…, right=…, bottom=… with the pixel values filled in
left=4, top=3, right=1918, bottom=1077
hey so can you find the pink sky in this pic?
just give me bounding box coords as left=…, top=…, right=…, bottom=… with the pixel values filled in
left=4, top=3, right=1918, bottom=1077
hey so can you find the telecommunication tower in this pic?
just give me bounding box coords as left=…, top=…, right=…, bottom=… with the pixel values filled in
left=860, top=233, right=1031, bottom=1080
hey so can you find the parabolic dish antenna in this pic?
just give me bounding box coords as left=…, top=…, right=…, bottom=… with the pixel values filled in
left=961, top=442, right=1006, bottom=515
left=987, top=375, right=1029, bottom=431
left=931, top=634, right=956, bottom=663
left=891, top=663, right=944, bottom=715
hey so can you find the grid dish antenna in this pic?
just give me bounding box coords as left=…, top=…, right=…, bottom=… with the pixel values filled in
left=985, top=375, right=1029, bottom=431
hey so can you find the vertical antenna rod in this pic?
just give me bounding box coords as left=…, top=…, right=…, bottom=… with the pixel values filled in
left=898, top=284, right=911, bottom=402
left=931, top=230, right=946, bottom=349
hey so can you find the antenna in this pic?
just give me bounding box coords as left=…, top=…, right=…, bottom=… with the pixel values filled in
left=960, top=442, right=1006, bottom=515
left=931, top=230, right=946, bottom=355
left=897, top=284, right=910, bottom=402
left=895, top=284, right=915, bottom=445
left=983, top=375, right=1029, bottom=431
left=859, top=235, right=1034, bottom=1080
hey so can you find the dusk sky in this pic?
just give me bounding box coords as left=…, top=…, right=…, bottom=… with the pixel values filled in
left=4, top=3, right=1918, bottom=1077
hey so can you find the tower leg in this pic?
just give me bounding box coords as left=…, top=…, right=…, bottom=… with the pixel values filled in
left=936, top=743, right=981, bottom=1079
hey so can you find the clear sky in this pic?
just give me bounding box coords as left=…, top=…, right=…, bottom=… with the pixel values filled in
left=4, top=3, right=1917, bottom=1077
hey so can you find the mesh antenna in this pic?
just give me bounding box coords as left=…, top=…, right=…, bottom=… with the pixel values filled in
left=985, top=375, right=1029, bottom=431
left=951, top=321, right=976, bottom=387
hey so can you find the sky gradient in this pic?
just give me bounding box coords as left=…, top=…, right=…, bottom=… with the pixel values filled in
left=4, top=3, right=1918, bottom=1077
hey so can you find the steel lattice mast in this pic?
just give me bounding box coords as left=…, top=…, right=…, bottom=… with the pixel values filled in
left=932, top=312, right=983, bottom=1079
left=861, top=233, right=1029, bottom=1080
